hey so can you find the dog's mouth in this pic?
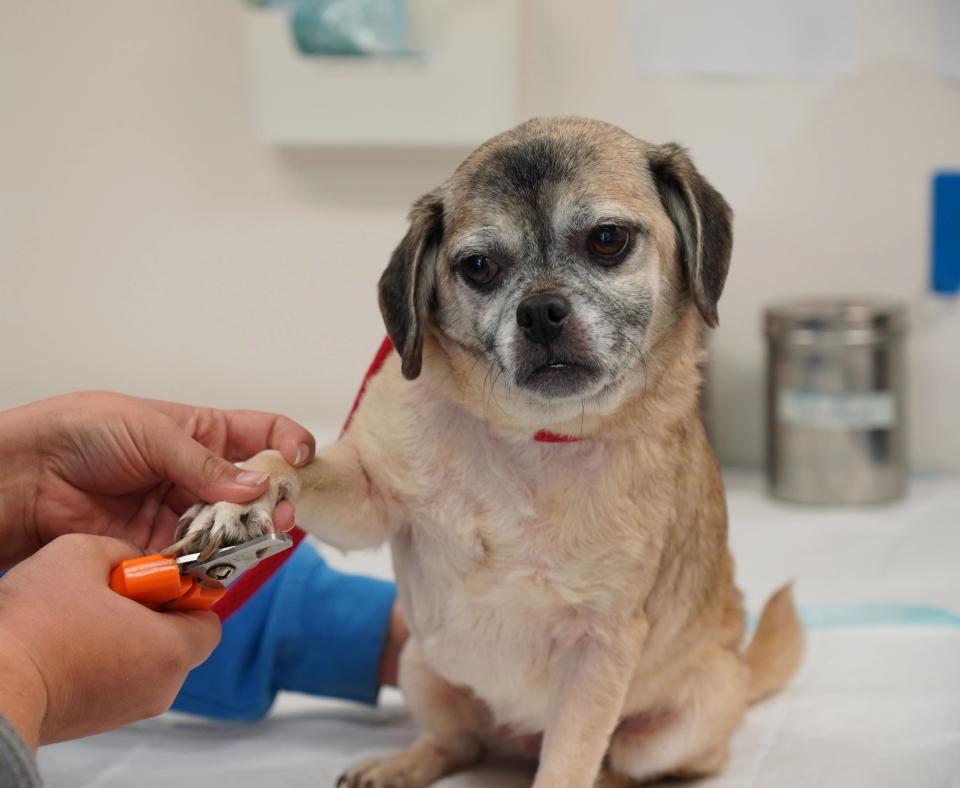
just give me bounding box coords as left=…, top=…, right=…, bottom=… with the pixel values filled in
left=540, top=359, right=577, bottom=371
left=516, top=356, right=604, bottom=398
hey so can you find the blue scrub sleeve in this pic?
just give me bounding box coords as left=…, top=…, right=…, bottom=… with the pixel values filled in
left=172, top=540, right=396, bottom=721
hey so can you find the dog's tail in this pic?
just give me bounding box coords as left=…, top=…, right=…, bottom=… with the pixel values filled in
left=742, top=583, right=804, bottom=705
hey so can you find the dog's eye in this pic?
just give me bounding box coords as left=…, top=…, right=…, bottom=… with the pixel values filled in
left=459, top=255, right=500, bottom=287
left=587, top=225, right=630, bottom=260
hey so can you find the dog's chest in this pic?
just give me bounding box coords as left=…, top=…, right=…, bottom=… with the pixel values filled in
left=386, top=428, right=651, bottom=731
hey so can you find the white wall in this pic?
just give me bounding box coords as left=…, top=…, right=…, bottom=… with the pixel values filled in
left=1, top=0, right=958, bottom=471
left=0, top=1, right=465, bottom=428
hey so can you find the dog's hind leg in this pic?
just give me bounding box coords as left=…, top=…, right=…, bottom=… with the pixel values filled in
left=338, top=640, right=486, bottom=788
left=607, top=647, right=748, bottom=784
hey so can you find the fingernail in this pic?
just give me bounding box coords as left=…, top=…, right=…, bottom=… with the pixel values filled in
left=294, top=443, right=310, bottom=466
left=236, top=471, right=269, bottom=486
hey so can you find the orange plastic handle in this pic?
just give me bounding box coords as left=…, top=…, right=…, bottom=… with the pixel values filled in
left=110, top=554, right=224, bottom=610
left=167, top=582, right=224, bottom=611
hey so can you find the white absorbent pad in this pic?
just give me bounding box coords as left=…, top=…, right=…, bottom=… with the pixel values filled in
left=38, top=474, right=960, bottom=787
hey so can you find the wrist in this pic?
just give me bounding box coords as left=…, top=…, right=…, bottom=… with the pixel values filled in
left=0, top=628, right=48, bottom=751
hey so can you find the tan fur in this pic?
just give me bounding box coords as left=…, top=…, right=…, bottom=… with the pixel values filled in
left=186, top=118, right=803, bottom=787
left=743, top=584, right=805, bottom=704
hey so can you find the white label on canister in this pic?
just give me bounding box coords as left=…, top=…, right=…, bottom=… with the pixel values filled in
left=777, top=389, right=896, bottom=429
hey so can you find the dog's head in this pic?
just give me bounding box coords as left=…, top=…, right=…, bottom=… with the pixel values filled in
left=379, top=117, right=732, bottom=421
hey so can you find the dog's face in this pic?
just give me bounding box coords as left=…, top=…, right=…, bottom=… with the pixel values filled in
left=379, top=118, right=732, bottom=417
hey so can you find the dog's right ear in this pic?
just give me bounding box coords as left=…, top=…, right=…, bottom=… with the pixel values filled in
left=378, top=190, right=445, bottom=379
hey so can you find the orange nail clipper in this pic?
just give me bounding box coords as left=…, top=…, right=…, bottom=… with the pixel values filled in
left=109, top=533, right=293, bottom=611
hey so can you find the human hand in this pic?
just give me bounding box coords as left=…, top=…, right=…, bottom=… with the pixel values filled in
left=0, top=392, right=316, bottom=565
left=0, top=534, right=221, bottom=749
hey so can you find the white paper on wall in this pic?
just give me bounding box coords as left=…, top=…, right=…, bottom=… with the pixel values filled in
left=938, top=0, right=960, bottom=80
left=625, top=0, right=861, bottom=77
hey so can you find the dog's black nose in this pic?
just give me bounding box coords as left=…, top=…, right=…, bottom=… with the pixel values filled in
left=516, top=293, right=571, bottom=346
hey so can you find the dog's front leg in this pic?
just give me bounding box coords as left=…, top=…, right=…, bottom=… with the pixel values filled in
left=287, top=440, right=392, bottom=550
left=175, top=440, right=391, bottom=554
left=533, top=620, right=647, bottom=788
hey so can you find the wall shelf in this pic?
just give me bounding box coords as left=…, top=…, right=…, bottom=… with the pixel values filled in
left=240, top=1, right=518, bottom=147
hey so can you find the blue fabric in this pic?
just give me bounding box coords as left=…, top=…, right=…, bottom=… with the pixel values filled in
left=748, top=603, right=960, bottom=631
left=172, top=541, right=395, bottom=721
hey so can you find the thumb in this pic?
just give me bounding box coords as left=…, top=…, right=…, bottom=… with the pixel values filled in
left=151, top=420, right=269, bottom=503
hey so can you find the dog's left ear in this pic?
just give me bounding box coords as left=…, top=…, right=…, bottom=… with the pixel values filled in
left=648, top=144, right=733, bottom=328
left=378, top=190, right=444, bottom=379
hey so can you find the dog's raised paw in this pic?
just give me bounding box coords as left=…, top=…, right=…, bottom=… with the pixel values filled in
left=174, top=498, right=274, bottom=560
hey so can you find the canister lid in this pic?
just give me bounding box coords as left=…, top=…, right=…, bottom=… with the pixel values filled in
left=764, top=298, right=907, bottom=344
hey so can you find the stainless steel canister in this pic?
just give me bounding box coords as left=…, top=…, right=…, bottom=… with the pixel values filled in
left=765, top=300, right=908, bottom=504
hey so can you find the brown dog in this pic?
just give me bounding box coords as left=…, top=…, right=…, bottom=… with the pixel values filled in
left=178, top=117, right=803, bottom=787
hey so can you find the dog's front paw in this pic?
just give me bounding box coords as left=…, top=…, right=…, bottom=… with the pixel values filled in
left=171, top=451, right=301, bottom=559
left=174, top=491, right=278, bottom=559
left=337, top=753, right=427, bottom=788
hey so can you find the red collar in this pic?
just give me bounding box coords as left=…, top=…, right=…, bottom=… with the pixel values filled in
left=533, top=430, right=581, bottom=443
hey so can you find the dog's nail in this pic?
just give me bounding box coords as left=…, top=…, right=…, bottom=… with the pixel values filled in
left=197, top=534, right=223, bottom=563
left=236, top=471, right=269, bottom=486
left=294, top=443, right=310, bottom=466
